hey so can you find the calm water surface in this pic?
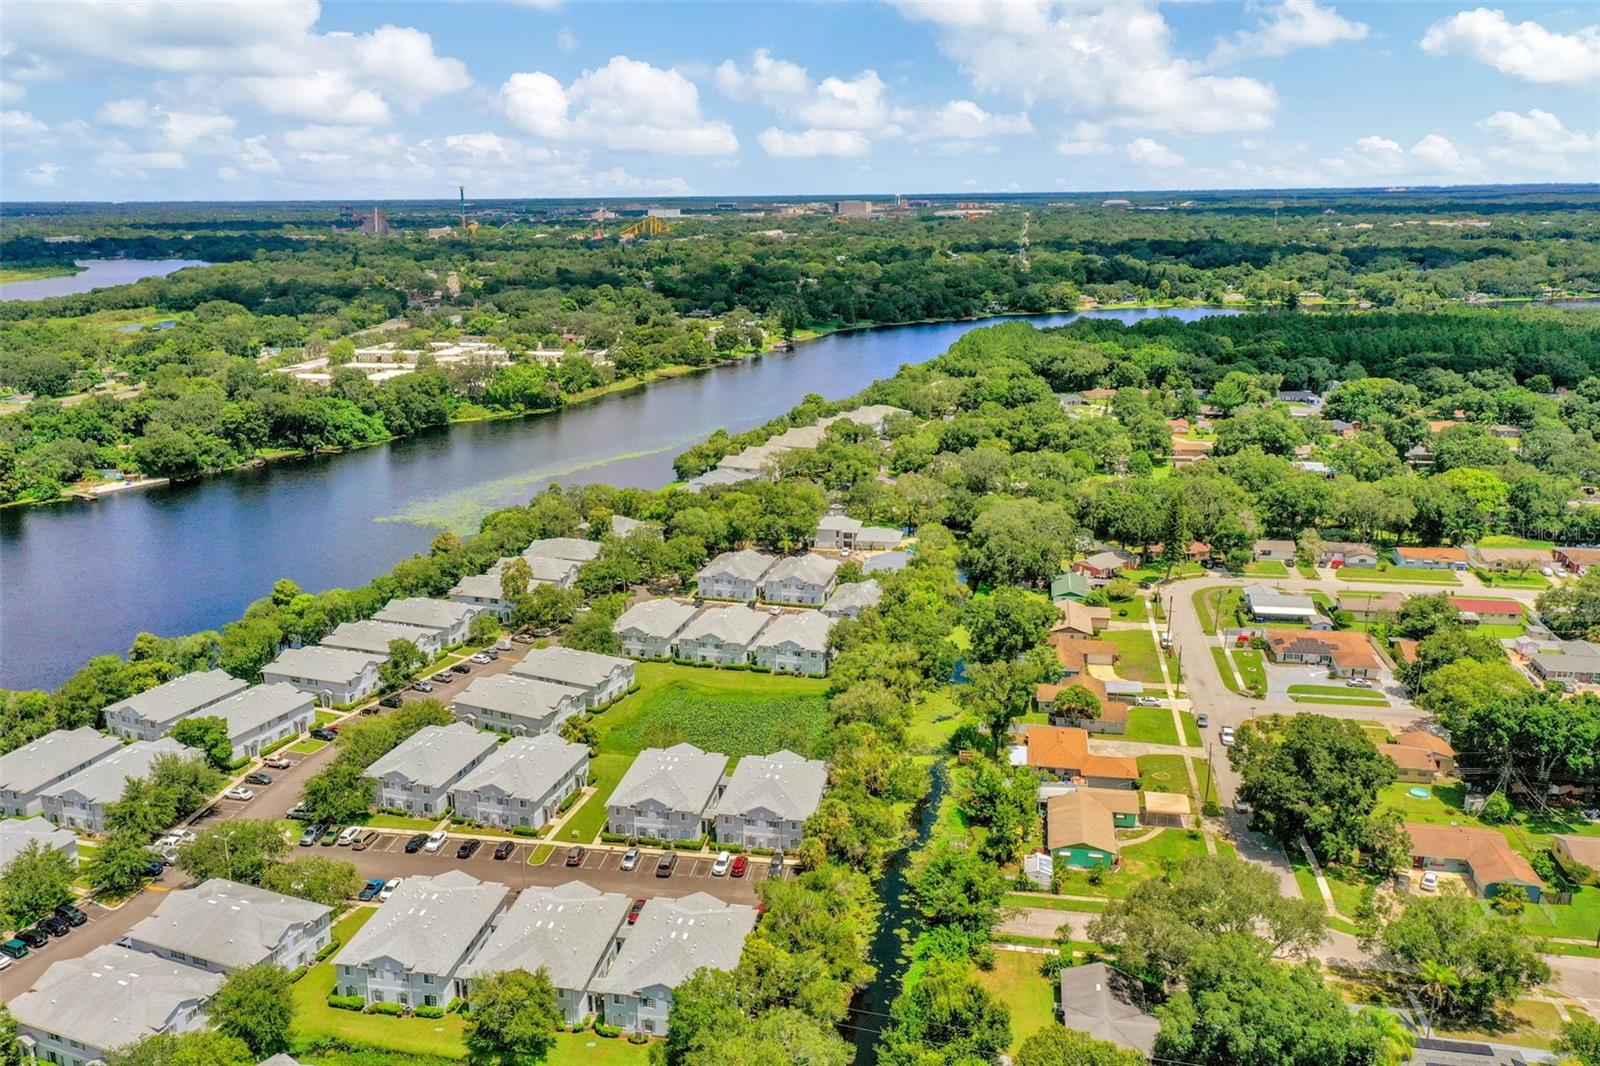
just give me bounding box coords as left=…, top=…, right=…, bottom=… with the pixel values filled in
left=0, top=259, right=211, bottom=301
left=0, top=307, right=1232, bottom=689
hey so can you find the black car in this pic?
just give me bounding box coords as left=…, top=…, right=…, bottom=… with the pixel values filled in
left=655, top=852, right=678, bottom=877
left=39, top=915, right=70, bottom=938
left=404, top=833, right=429, bottom=854
left=450, top=662, right=471, bottom=674
left=380, top=694, right=404, bottom=708
left=245, top=772, right=272, bottom=786
left=310, top=727, right=337, bottom=741
left=456, top=839, right=481, bottom=859
left=54, top=903, right=87, bottom=927
left=17, top=928, right=48, bottom=949
left=493, top=840, right=515, bottom=861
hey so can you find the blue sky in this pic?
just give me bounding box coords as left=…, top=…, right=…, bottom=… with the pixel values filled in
left=1, top=1, right=1595, bottom=201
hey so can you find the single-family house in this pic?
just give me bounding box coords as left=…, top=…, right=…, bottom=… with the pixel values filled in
left=1243, top=584, right=1319, bottom=623
left=260, top=646, right=383, bottom=706
left=1337, top=591, right=1406, bottom=622
left=0, top=817, right=79, bottom=870
left=41, top=738, right=201, bottom=833
left=1468, top=546, right=1549, bottom=574
left=103, top=669, right=250, bottom=741
left=459, top=882, right=632, bottom=1024
left=863, top=550, right=911, bottom=574
left=1252, top=539, right=1296, bottom=563
left=696, top=549, right=777, bottom=602
left=749, top=610, right=834, bottom=676
left=320, top=618, right=442, bottom=660
left=367, top=722, right=500, bottom=816
left=759, top=554, right=840, bottom=607
left=613, top=599, right=698, bottom=659
left=1050, top=572, right=1092, bottom=601
left=815, top=514, right=863, bottom=550
left=1045, top=789, right=1138, bottom=869
left=1394, top=546, right=1470, bottom=570
left=1383, top=744, right=1440, bottom=783
left=674, top=605, right=770, bottom=666
left=206, top=683, right=316, bottom=761
left=11, top=945, right=224, bottom=1064
left=1018, top=726, right=1139, bottom=790
left=1169, top=438, right=1214, bottom=465
left=822, top=579, right=881, bottom=619
left=450, top=734, right=589, bottom=830
left=1072, top=551, right=1127, bottom=582
left=1447, top=598, right=1524, bottom=627
left=1309, top=541, right=1377, bottom=567
left=512, top=646, right=635, bottom=707
left=1058, top=963, right=1159, bottom=1058
left=1554, top=547, right=1600, bottom=575
left=1395, top=729, right=1456, bottom=775
left=451, top=674, right=585, bottom=737
left=1529, top=640, right=1600, bottom=685
left=373, top=597, right=481, bottom=647
left=522, top=537, right=603, bottom=563
left=1404, top=822, right=1543, bottom=901
left=590, top=893, right=758, bottom=1036
left=333, top=870, right=508, bottom=1008
left=1034, top=677, right=1127, bottom=735
left=711, top=750, right=827, bottom=851
left=126, top=878, right=332, bottom=973
left=1263, top=629, right=1382, bottom=677
left=1053, top=600, right=1112, bottom=639
left=1051, top=634, right=1119, bottom=670
left=0, top=727, right=122, bottom=817
left=606, top=743, right=727, bottom=842
left=1148, top=540, right=1212, bottom=562
left=1553, top=835, right=1600, bottom=885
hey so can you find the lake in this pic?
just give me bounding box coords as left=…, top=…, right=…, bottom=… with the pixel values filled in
left=0, top=307, right=1232, bottom=690
left=0, top=258, right=211, bottom=301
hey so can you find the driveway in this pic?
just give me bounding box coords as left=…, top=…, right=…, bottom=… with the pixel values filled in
left=0, top=868, right=178, bottom=997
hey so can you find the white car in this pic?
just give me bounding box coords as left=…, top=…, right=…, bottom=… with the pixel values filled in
left=423, top=830, right=449, bottom=853
left=711, top=851, right=733, bottom=877
left=1419, top=871, right=1439, bottom=892
left=1135, top=696, right=1162, bottom=707
left=225, top=787, right=255, bottom=801
left=336, top=826, right=362, bottom=846
left=378, top=878, right=401, bottom=901
left=470, top=652, right=493, bottom=665
left=1344, top=677, right=1372, bottom=689
left=169, top=828, right=197, bottom=844
left=1219, top=727, right=1236, bottom=747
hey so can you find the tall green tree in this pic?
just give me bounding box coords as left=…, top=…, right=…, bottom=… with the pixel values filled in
left=210, top=963, right=294, bottom=1057
left=259, top=856, right=361, bottom=907
left=299, top=757, right=376, bottom=824
left=464, top=968, right=563, bottom=1065
left=1372, top=890, right=1550, bottom=1021
left=168, top=714, right=233, bottom=769
left=87, top=832, right=157, bottom=897
left=176, top=819, right=290, bottom=885
left=880, top=957, right=1012, bottom=1066
left=1015, top=1025, right=1147, bottom=1066
left=379, top=637, right=427, bottom=692
left=103, top=1032, right=253, bottom=1066
left=0, top=840, right=74, bottom=928
left=964, top=586, right=1057, bottom=664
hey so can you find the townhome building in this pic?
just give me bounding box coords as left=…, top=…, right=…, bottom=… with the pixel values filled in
left=41, top=738, right=202, bottom=833
left=367, top=722, right=500, bottom=816
left=612, top=599, right=698, bottom=659
left=102, top=669, right=249, bottom=741
left=450, top=734, right=589, bottom=830
left=673, top=605, right=771, bottom=666
left=0, top=817, right=79, bottom=869
left=449, top=572, right=521, bottom=622
left=126, top=878, right=332, bottom=973
left=333, top=870, right=507, bottom=1009
left=206, top=683, right=317, bottom=761
left=12, top=945, right=224, bottom=1065
left=759, top=553, right=840, bottom=607
left=319, top=618, right=442, bottom=660
left=511, top=646, right=635, bottom=707
left=459, top=883, right=631, bottom=1025
left=522, top=537, right=603, bottom=563
left=451, top=674, right=585, bottom=737
left=711, top=750, right=827, bottom=851
left=0, top=727, right=121, bottom=817
left=590, top=893, right=757, bottom=1036
left=487, top=554, right=583, bottom=589
left=822, top=579, right=881, bottom=619
left=606, top=743, right=728, bottom=842
left=749, top=610, right=834, bottom=676
left=373, top=597, right=482, bottom=647
left=695, top=549, right=776, bottom=602
left=260, top=646, right=383, bottom=705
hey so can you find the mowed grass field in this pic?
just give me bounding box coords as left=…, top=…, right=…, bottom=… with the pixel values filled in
left=594, top=663, right=831, bottom=758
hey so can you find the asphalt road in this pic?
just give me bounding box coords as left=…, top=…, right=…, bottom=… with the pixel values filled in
left=0, top=867, right=178, bottom=997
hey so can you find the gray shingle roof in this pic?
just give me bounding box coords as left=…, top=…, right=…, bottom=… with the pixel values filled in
left=863, top=550, right=910, bottom=574
left=713, top=750, right=827, bottom=822
left=0, top=728, right=121, bottom=796
left=460, top=881, right=630, bottom=988
left=818, top=514, right=862, bottom=534
left=1243, top=584, right=1318, bottom=616
left=46, top=738, right=199, bottom=806
left=608, top=743, right=727, bottom=814
left=512, top=646, right=632, bottom=689
left=374, top=597, right=479, bottom=632
left=453, top=674, right=583, bottom=720
left=677, top=605, right=771, bottom=646
left=762, top=553, right=840, bottom=587
left=452, top=572, right=510, bottom=601
left=102, top=670, right=248, bottom=730
left=10, top=944, right=224, bottom=1052
left=334, top=870, right=506, bottom=976
left=682, top=467, right=762, bottom=493
left=126, top=878, right=330, bottom=970
left=320, top=619, right=439, bottom=656
left=367, top=723, right=499, bottom=790
left=523, top=537, right=603, bottom=563
left=823, top=580, right=881, bottom=616
left=750, top=610, right=833, bottom=654
left=590, top=892, right=756, bottom=996
left=1058, top=963, right=1159, bottom=1055
left=263, top=646, right=382, bottom=686
left=209, top=683, right=315, bottom=740
left=452, top=735, right=587, bottom=801
left=697, top=549, right=776, bottom=583
left=613, top=598, right=698, bottom=639
left=0, top=817, right=78, bottom=868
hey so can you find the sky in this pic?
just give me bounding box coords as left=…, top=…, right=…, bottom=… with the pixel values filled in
left=0, top=1, right=1596, bottom=202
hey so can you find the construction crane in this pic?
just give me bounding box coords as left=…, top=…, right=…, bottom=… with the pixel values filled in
left=619, top=215, right=671, bottom=239
left=458, top=186, right=479, bottom=237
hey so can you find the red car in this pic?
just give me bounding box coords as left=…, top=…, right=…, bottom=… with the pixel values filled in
left=730, top=855, right=748, bottom=878
left=627, top=898, right=646, bottom=925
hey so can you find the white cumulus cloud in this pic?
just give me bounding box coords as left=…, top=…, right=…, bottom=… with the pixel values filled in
left=1126, top=137, right=1184, bottom=167
left=1421, top=8, right=1600, bottom=88
left=0, top=110, right=49, bottom=136
left=1410, top=132, right=1477, bottom=173
left=500, top=56, right=737, bottom=155
left=24, top=160, right=63, bottom=185
left=1208, top=0, right=1368, bottom=66
left=1479, top=109, right=1596, bottom=154
left=757, top=127, right=872, bottom=157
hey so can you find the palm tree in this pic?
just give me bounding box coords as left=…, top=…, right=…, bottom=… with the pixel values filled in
left=1360, top=1007, right=1417, bottom=1066
left=1417, top=959, right=1461, bottom=1029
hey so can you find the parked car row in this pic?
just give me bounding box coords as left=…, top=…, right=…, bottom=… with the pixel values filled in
left=297, top=823, right=379, bottom=850
left=0, top=903, right=88, bottom=964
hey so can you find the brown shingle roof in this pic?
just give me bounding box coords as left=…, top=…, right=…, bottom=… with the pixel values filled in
left=1404, top=822, right=1541, bottom=889
left=1555, top=834, right=1600, bottom=869
left=1383, top=746, right=1438, bottom=773
left=1396, top=728, right=1455, bottom=757
left=1264, top=629, right=1381, bottom=672
left=1025, top=726, right=1139, bottom=782
left=1046, top=791, right=1121, bottom=854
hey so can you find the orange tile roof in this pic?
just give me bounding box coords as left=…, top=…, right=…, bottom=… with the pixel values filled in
left=1404, top=822, right=1541, bottom=889
left=1383, top=746, right=1438, bottom=773
left=1395, top=546, right=1469, bottom=563
left=1026, top=726, right=1139, bottom=782
left=1263, top=629, right=1382, bottom=672
left=1396, top=728, right=1455, bottom=757
left=1392, top=638, right=1420, bottom=664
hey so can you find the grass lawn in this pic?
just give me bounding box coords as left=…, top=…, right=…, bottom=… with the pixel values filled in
left=288, top=738, right=329, bottom=755
left=1289, top=854, right=1323, bottom=907
left=1296, top=562, right=1319, bottom=579
left=364, top=813, right=439, bottom=831
left=1124, top=707, right=1179, bottom=745
left=1053, top=829, right=1209, bottom=900
left=1361, top=724, right=1395, bottom=746
left=1210, top=647, right=1241, bottom=693
left=1377, top=781, right=1600, bottom=864
left=1108, top=596, right=1148, bottom=623
left=593, top=663, right=830, bottom=758
left=1474, top=622, right=1529, bottom=639
left=1003, top=893, right=1107, bottom=912
left=1477, top=535, right=1555, bottom=550
left=1233, top=648, right=1266, bottom=694
left=1434, top=999, right=1569, bottom=1052
left=1325, top=867, right=1380, bottom=919
left=1181, top=712, right=1201, bottom=747
left=906, top=688, right=964, bottom=755
left=1137, top=754, right=1189, bottom=794
left=973, top=950, right=1057, bottom=1053
left=1191, top=587, right=1244, bottom=635
left=1338, top=566, right=1460, bottom=585
left=1287, top=684, right=1389, bottom=706
left=1476, top=570, right=1549, bottom=590
left=1243, top=561, right=1291, bottom=577
left=1102, top=628, right=1163, bottom=683
left=1290, top=694, right=1394, bottom=706
left=1517, top=885, right=1600, bottom=940
left=1190, top=757, right=1219, bottom=809
left=315, top=710, right=341, bottom=726
left=557, top=753, right=633, bottom=844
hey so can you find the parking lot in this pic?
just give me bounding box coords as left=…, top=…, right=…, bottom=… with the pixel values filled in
left=340, top=830, right=780, bottom=905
